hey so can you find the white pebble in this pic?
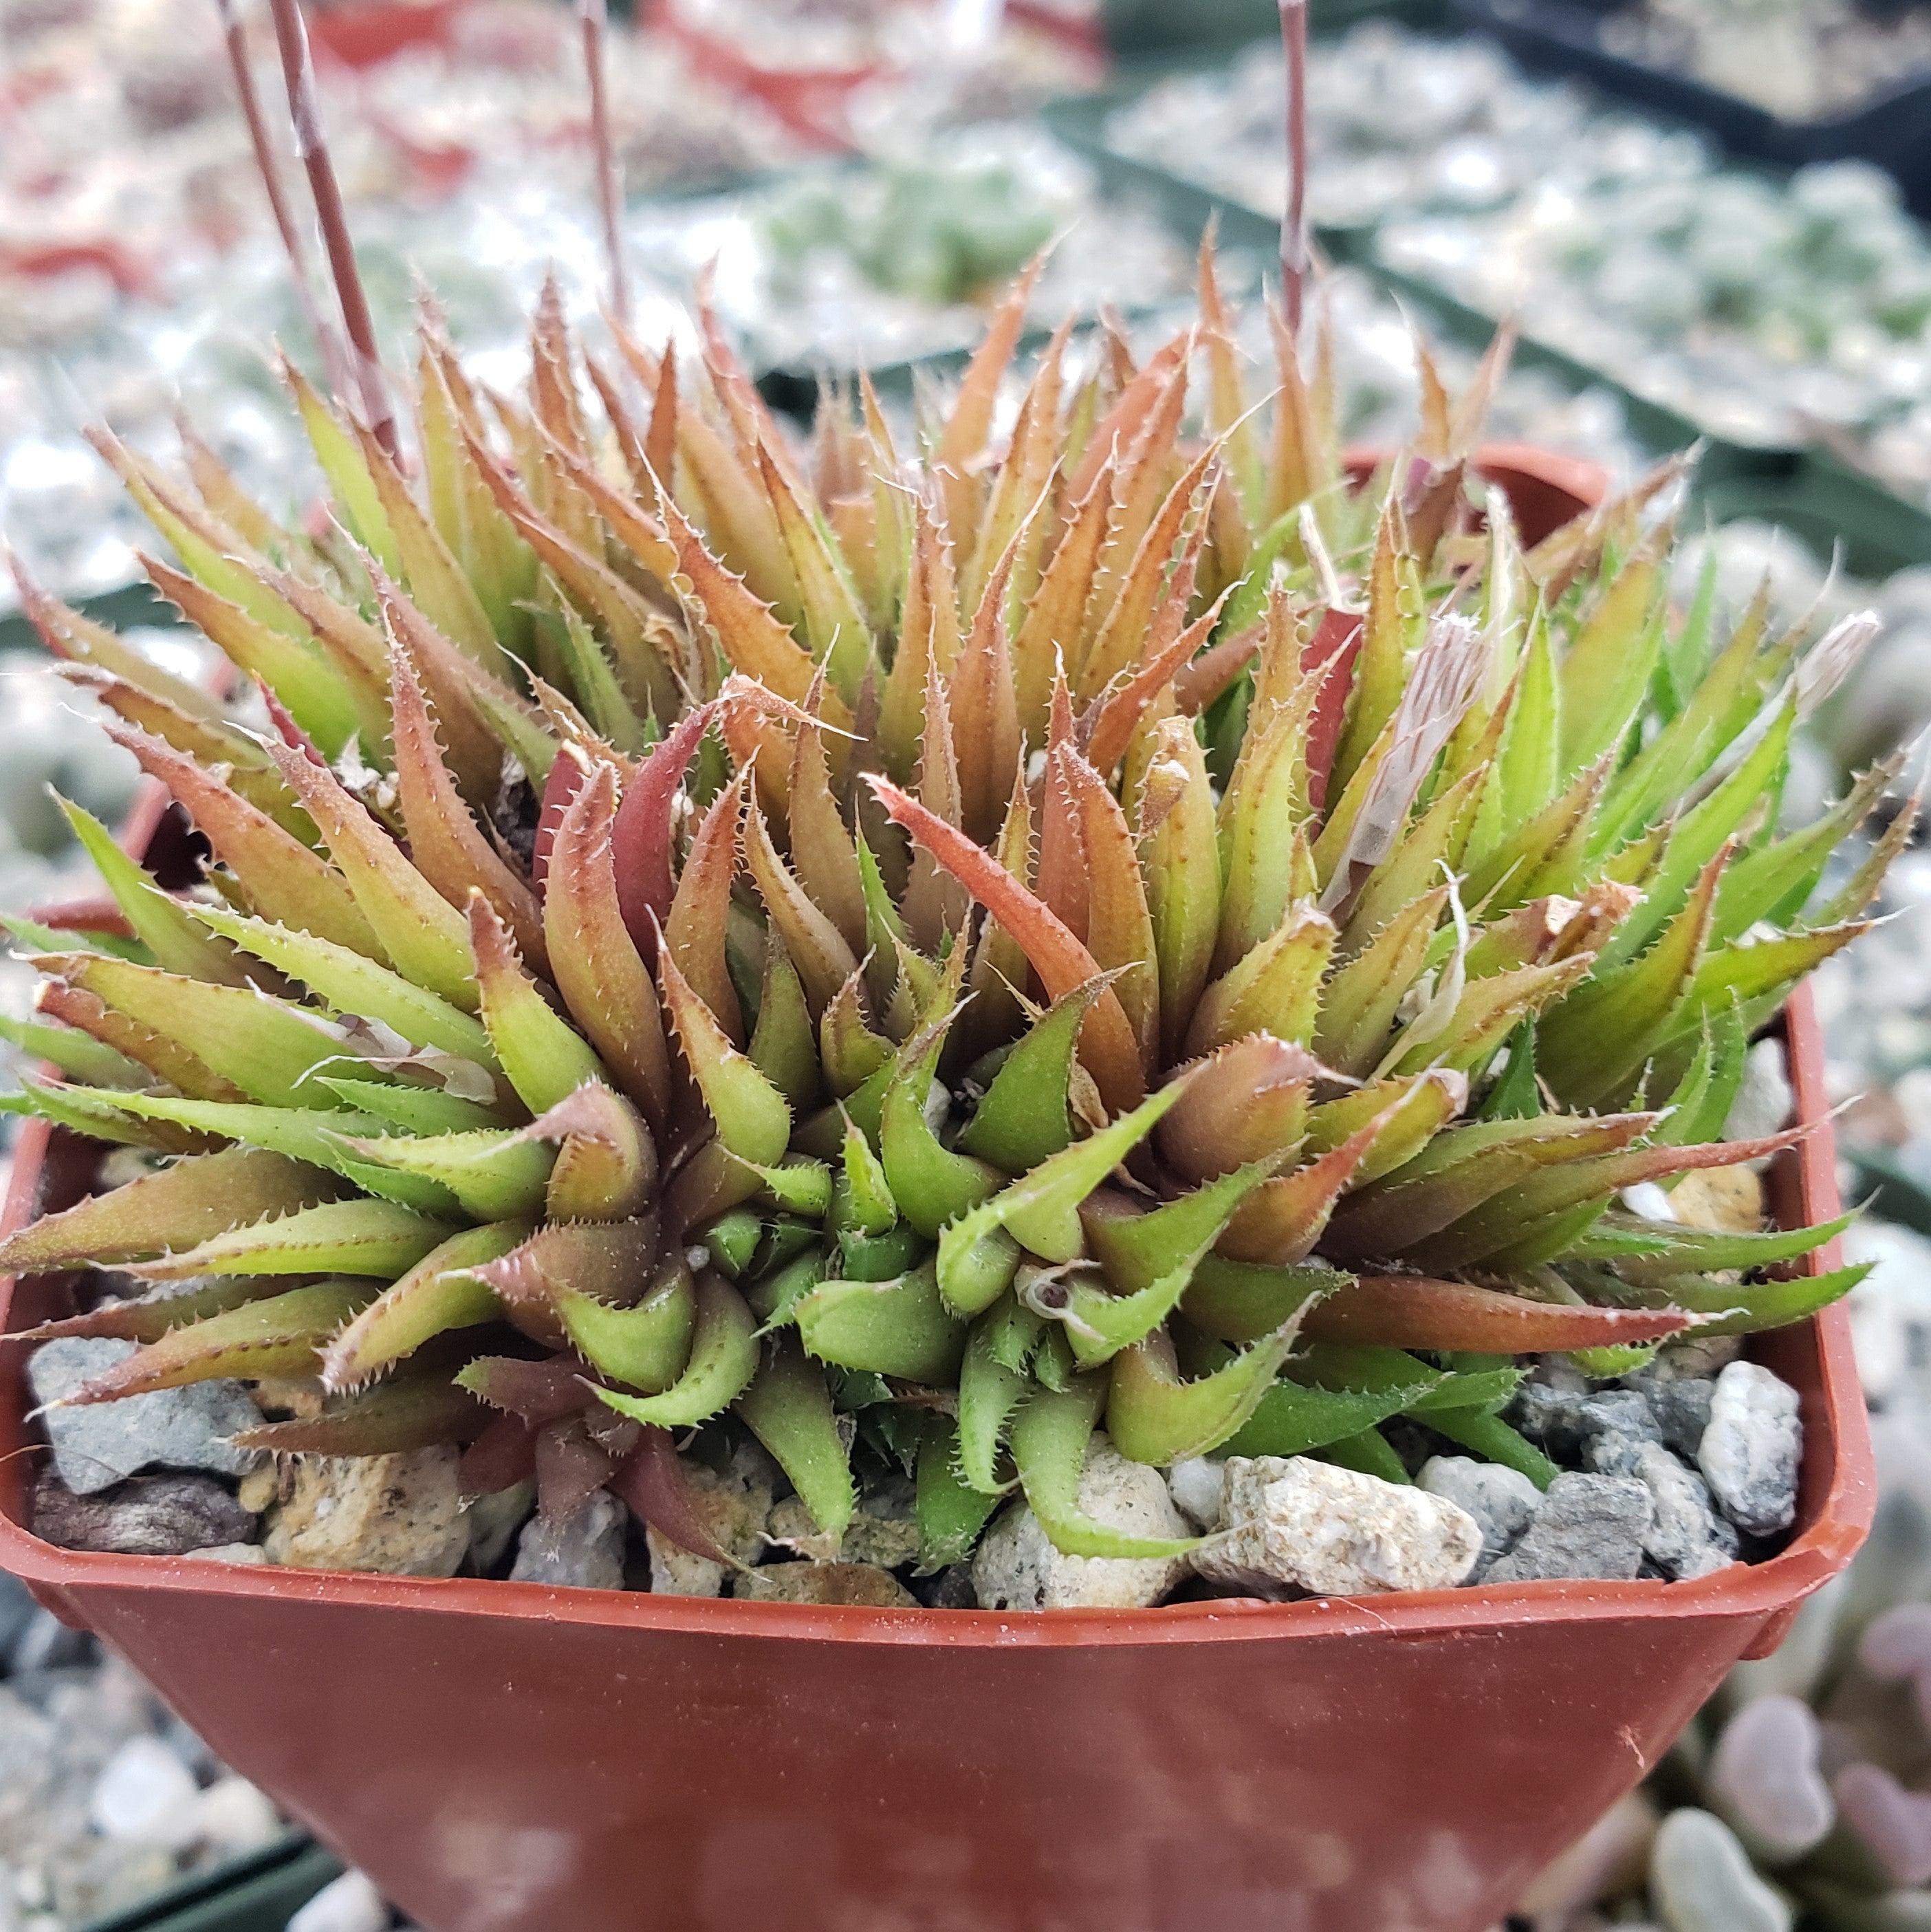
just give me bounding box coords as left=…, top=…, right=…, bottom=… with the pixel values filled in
left=288, top=1869, right=390, bottom=1932
left=87, top=1736, right=201, bottom=1852
left=1724, top=1039, right=1796, bottom=1149
left=195, top=1776, right=281, bottom=1853
left=1194, top=1457, right=1482, bottom=1598
left=974, top=1437, right=1192, bottom=1610
left=1166, top=1457, right=1226, bottom=1530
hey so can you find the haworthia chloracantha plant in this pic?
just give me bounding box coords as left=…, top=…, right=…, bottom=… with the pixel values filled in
left=0, top=252, right=1900, bottom=1571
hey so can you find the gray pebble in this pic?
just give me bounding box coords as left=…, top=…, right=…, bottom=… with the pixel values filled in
left=1578, top=1389, right=1665, bottom=1446
left=1510, top=1379, right=1591, bottom=1456
left=1535, top=1359, right=1594, bottom=1398
left=1586, top=1431, right=1648, bottom=1479
left=1626, top=1370, right=1717, bottom=1459
left=1485, top=1473, right=1652, bottom=1584
left=1630, top=1442, right=1741, bottom=1581
left=509, top=1492, right=626, bottom=1592
left=1699, top=1361, right=1802, bottom=1538
left=89, top=1735, right=201, bottom=1850
left=912, top=1565, right=979, bottom=1609
left=28, top=1339, right=262, bottom=1497
left=1417, top=1456, right=1540, bottom=1567
left=0, top=1682, right=57, bottom=1842
left=1166, top=1457, right=1227, bottom=1531
left=33, top=1470, right=254, bottom=1556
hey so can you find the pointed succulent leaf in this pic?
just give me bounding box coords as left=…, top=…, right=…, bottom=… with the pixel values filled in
left=558, top=1260, right=697, bottom=1394
left=265, top=738, right=477, bottom=1009
left=942, top=1075, right=1192, bottom=1288
left=1106, top=1317, right=1307, bottom=1466
left=107, top=725, right=382, bottom=957
left=0, top=1147, right=338, bottom=1274
left=1321, top=1113, right=1658, bottom=1261
left=880, top=1025, right=1001, bottom=1239
left=866, top=776, right=1145, bottom=1115
left=321, top=1220, right=533, bottom=1390
left=312, top=1076, right=501, bottom=1138
left=958, top=1294, right=1040, bottom=1493
left=735, top=1334, right=855, bottom=1540
left=1594, top=1261, right=1869, bottom=1337
left=0, top=1014, right=146, bottom=1087
left=234, top=1375, right=490, bottom=1456
left=1558, top=541, right=1665, bottom=778
left=914, top=1415, right=1002, bottom=1570
left=337, top=1122, right=556, bottom=1222
left=794, top=1261, right=966, bottom=1385
left=33, top=1088, right=459, bottom=1211
left=590, top=1273, right=760, bottom=1427
left=520, top=1083, right=657, bottom=1224
left=391, top=651, right=546, bottom=968
left=41, top=954, right=359, bottom=1109
left=0, top=1082, right=214, bottom=1156
left=1010, top=1376, right=1200, bottom=1559
left=467, top=1217, right=657, bottom=1335
left=62, top=1279, right=374, bottom=1402
left=54, top=798, right=248, bottom=986
left=957, top=981, right=1111, bottom=1173
left=1569, top=1211, right=1851, bottom=1283
left=1302, top=1274, right=1694, bottom=1352
left=1221, top=1366, right=1449, bottom=1461
left=127, top=1197, right=457, bottom=1281
left=468, top=895, right=605, bottom=1113
left=19, top=1277, right=305, bottom=1348
left=541, top=759, right=672, bottom=1129
left=187, top=902, right=498, bottom=1070
left=658, top=945, right=792, bottom=1168
left=1445, top=1115, right=1805, bottom=1265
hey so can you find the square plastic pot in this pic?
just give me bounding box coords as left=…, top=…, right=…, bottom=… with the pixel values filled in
left=0, top=457, right=1874, bottom=1931
left=0, top=993, right=1869, bottom=1932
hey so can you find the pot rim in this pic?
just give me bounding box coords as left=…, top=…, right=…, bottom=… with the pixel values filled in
left=0, top=984, right=1874, bottom=1649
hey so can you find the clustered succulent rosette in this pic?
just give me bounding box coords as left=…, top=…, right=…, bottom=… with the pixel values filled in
left=0, top=254, right=1904, bottom=1579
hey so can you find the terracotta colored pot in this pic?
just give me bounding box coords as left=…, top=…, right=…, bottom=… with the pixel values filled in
left=1348, top=442, right=1613, bottom=550
left=0, top=452, right=1872, bottom=1932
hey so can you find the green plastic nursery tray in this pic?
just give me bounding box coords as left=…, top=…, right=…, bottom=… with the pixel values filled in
left=1846, top=1148, right=1931, bottom=1243
left=1100, top=0, right=1446, bottom=55
left=1698, top=454, right=1931, bottom=580
left=0, top=582, right=179, bottom=658
left=80, top=1838, right=340, bottom=1932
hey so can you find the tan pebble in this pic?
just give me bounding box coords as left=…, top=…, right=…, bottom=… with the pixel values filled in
left=263, top=1449, right=468, bottom=1577
left=1669, top=1166, right=1765, bottom=1235
left=732, top=1562, right=917, bottom=1607
left=236, top=1466, right=279, bottom=1515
